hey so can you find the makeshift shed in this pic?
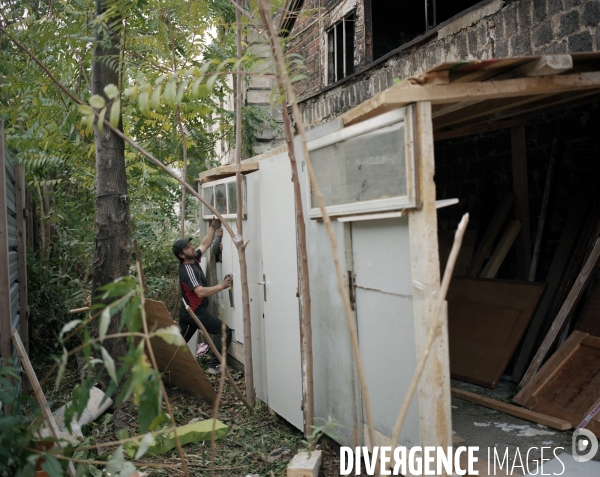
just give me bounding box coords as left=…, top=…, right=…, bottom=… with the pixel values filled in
left=197, top=53, right=600, bottom=449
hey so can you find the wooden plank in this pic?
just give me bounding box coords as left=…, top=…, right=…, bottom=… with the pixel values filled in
left=575, top=275, right=600, bottom=337
left=480, top=220, right=522, bottom=279
left=448, top=277, right=545, bottom=389
left=342, top=71, right=600, bottom=126
left=511, top=185, right=595, bottom=382
left=521, top=237, right=600, bottom=385
left=451, top=387, right=571, bottom=430
left=513, top=331, right=600, bottom=438
left=197, top=162, right=259, bottom=183
left=514, top=330, right=588, bottom=405
left=511, top=126, right=531, bottom=280
left=495, top=55, right=573, bottom=79
left=12, top=330, right=76, bottom=477
left=0, top=120, right=11, bottom=363
left=433, top=119, right=526, bottom=141
left=407, top=102, right=452, bottom=448
left=467, top=194, right=514, bottom=277
left=144, top=299, right=217, bottom=401
left=529, top=138, right=563, bottom=281
left=15, top=166, right=28, bottom=357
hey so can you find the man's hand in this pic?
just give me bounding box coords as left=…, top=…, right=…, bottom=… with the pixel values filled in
left=210, top=218, right=221, bottom=230
left=222, top=275, right=233, bottom=290
left=217, top=228, right=224, bottom=238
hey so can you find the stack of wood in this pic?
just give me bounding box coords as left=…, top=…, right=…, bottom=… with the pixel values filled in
left=442, top=138, right=600, bottom=437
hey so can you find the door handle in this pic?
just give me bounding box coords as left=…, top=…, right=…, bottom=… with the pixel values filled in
left=258, top=274, right=267, bottom=302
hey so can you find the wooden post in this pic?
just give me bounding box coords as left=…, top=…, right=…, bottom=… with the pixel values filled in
left=0, top=120, right=12, bottom=365
left=15, top=166, right=29, bottom=357
left=408, top=102, right=452, bottom=450
left=511, top=125, right=531, bottom=280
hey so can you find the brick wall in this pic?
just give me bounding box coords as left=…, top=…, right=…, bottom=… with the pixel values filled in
left=294, top=0, right=600, bottom=129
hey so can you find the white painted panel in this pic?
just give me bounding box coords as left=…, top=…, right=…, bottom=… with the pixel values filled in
left=259, top=154, right=303, bottom=430
left=296, top=123, right=363, bottom=447
left=352, top=217, right=421, bottom=448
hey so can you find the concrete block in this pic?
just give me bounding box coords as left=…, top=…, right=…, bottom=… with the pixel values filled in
left=248, top=75, right=273, bottom=89
left=247, top=90, right=272, bottom=105
left=125, top=419, right=228, bottom=457
left=287, top=450, right=322, bottom=477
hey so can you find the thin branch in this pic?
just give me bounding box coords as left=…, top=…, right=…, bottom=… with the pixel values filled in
left=258, top=0, right=378, bottom=454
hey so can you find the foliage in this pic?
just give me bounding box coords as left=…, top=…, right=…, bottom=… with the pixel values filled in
left=0, top=364, right=40, bottom=477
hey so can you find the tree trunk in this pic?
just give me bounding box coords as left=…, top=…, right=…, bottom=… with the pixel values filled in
left=91, top=0, right=130, bottom=393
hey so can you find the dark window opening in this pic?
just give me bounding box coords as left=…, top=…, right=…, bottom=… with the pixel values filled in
left=371, top=0, right=483, bottom=61
left=327, top=13, right=355, bottom=85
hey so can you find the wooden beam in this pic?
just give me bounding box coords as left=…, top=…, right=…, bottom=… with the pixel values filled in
left=512, top=126, right=532, bottom=280
left=407, top=102, right=452, bottom=448
left=434, top=119, right=526, bottom=141
left=197, top=162, right=259, bottom=183
left=511, top=185, right=595, bottom=383
left=467, top=193, right=514, bottom=277
left=0, top=120, right=11, bottom=364
left=521, top=237, right=600, bottom=385
left=12, top=330, right=77, bottom=477
left=529, top=138, right=564, bottom=281
left=494, top=55, right=573, bottom=80
left=480, top=220, right=522, bottom=278
left=15, top=166, right=29, bottom=363
left=451, top=387, right=571, bottom=430
left=342, top=71, right=600, bottom=126
left=433, top=94, right=553, bottom=129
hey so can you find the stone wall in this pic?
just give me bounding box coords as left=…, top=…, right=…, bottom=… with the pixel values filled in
left=293, top=0, right=600, bottom=129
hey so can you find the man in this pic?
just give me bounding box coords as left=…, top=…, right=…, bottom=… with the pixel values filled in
left=173, top=218, right=233, bottom=375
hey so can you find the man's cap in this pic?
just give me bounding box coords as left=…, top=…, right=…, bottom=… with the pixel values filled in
left=173, top=237, right=193, bottom=257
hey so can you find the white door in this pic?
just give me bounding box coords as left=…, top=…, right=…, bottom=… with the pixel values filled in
left=258, top=154, right=304, bottom=430
left=351, top=217, right=421, bottom=448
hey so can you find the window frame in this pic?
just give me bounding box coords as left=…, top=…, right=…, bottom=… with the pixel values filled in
left=201, top=175, right=247, bottom=220
left=326, top=11, right=355, bottom=85
left=305, top=108, right=418, bottom=219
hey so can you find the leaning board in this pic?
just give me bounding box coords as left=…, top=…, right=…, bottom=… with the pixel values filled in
left=513, top=331, right=600, bottom=437
left=144, top=299, right=216, bottom=401
left=447, top=278, right=545, bottom=389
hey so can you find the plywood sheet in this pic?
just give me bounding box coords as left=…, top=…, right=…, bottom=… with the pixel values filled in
left=448, top=278, right=546, bottom=389
left=144, top=299, right=216, bottom=401
left=513, top=331, right=600, bottom=438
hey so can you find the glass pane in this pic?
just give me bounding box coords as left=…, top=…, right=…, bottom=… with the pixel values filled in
left=202, top=186, right=214, bottom=217
left=227, top=181, right=238, bottom=215
left=310, top=121, right=407, bottom=208
left=215, top=184, right=227, bottom=215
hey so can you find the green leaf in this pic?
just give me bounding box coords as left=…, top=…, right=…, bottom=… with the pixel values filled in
left=89, top=94, right=105, bottom=109
left=104, top=84, right=119, bottom=100
left=138, top=376, right=161, bottom=433
left=99, top=307, right=110, bottom=341
left=138, top=91, right=149, bottom=116
left=55, top=346, right=68, bottom=390
left=151, top=325, right=185, bottom=346
left=163, top=80, right=176, bottom=108
left=109, top=100, right=120, bottom=128
left=176, top=80, right=188, bottom=105
left=101, top=346, right=118, bottom=383
left=150, top=84, right=162, bottom=111
left=78, top=105, right=93, bottom=116
left=60, top=319, right=81, bottom=339
left=97, top=107, right=107, bottom=133
left=206, top=74, right=219, bottom=92
left=124, top=86, right=138, bottom=99
left=106, top=446, right=126, bottom=476
left=134, top=433, right=155, bottom=459
left=119, top=462, right=137, bottom=477
left=41, top=454, right=63, bottom=477
left=85, top=113, right=94, bottom=135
